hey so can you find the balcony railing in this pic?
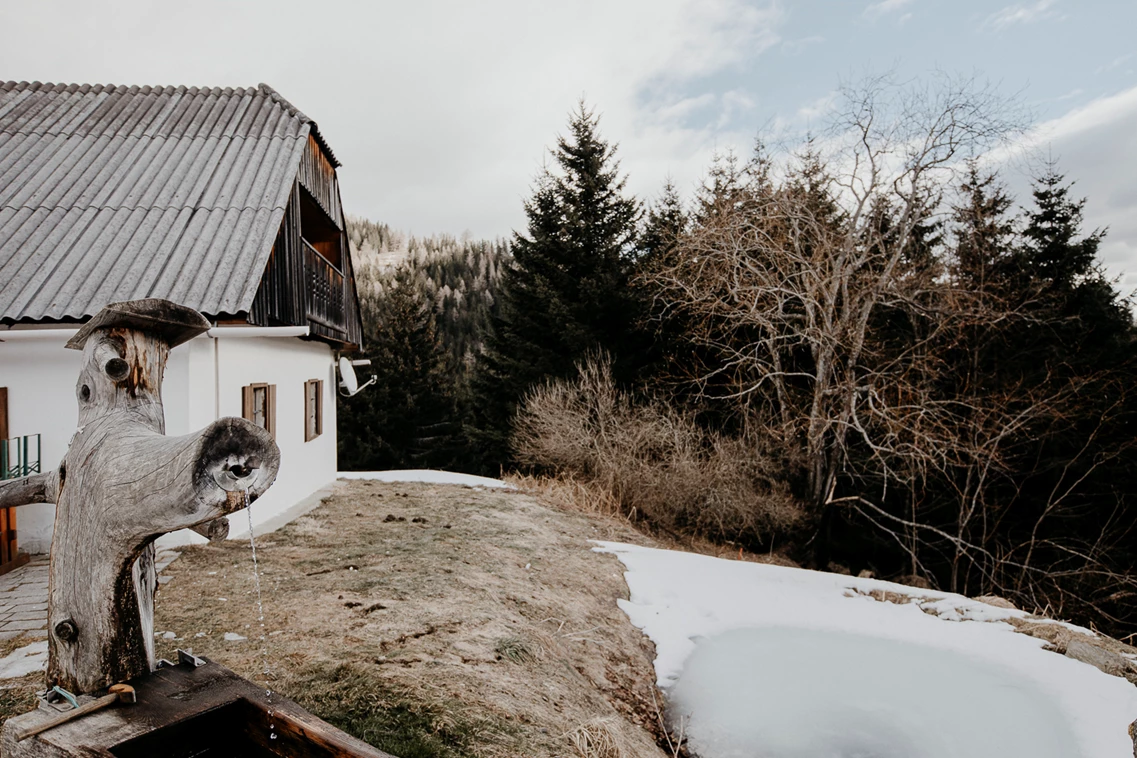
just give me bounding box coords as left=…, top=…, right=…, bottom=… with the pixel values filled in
left=303, top=240, right=347, bottom=336
left=1, top=434, right=40, bottom=481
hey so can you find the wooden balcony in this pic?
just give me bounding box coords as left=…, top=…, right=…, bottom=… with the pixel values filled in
left=303, top=240, right=348, bottom=338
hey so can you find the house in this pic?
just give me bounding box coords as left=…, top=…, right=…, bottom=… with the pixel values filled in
left=0, top=81, right=363, bottom=560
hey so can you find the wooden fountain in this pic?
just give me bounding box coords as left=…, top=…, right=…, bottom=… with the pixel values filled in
left=0, top=299, right=390, bottom=758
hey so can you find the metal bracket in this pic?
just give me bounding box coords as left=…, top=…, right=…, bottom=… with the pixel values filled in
left=176, top=649, right=207, bottom=668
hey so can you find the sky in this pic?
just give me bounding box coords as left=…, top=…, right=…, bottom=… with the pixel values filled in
left=2, top=0, right=1136, bottom=288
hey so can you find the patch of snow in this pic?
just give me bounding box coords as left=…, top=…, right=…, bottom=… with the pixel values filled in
left=594, top=541, right=1137, bottom=758
left=223, top=632, right=247, bottom=642
left=338, top=470, right=515, bottom=489
left=0, top=641, right=48, bottom=679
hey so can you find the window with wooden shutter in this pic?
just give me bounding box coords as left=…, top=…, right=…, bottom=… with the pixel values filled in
left=304, top=379, right=323, bottom=442
left=241, top=383, right=276, bottom=439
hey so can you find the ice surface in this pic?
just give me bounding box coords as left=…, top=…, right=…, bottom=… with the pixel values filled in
left=594, top=541, right=1137, bottom=758
left=670, top=627, right=1077, bottom=758
left=338, top=470, right=514, bottom=488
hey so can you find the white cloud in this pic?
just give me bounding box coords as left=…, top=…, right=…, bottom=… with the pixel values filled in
left=0, top=0, right=788, bottom=239
left=1096, top=53, right=1134, bottom=75
left=863, top=0, right=913, bottom=19
left=982, top=0, right=1060, bottom=31
left=999, top=86, right=1137, bottom=292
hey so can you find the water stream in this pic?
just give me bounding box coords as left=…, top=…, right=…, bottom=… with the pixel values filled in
left=243, top=490, right=277, bottom=742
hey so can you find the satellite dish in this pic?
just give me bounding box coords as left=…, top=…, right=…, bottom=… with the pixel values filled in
left=338, top=357, right=376, bottom=397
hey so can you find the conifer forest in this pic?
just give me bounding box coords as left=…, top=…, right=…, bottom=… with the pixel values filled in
left=340, top=79, right=1137, bottom=639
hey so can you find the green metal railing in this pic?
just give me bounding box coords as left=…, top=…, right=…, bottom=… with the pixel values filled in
left=0, top=434, right=40, bottom=481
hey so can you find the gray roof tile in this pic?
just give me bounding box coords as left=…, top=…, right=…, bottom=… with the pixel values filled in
left=0, top=81, right=335, bottom=323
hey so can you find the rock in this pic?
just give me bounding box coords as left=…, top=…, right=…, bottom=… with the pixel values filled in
left=975, top=594, right=1018, bottom=610
left=1065, top=637, right=1129, bottom=678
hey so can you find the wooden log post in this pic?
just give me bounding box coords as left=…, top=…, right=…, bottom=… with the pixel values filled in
left=0, top=300, right=280, bottom=694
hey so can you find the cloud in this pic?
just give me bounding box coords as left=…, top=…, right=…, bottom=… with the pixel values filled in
left=1000, top=86, right=1137, bottom=292
left=982, top=0, right=1060, bottom=31
left=863, top=0, right=913, bottom=19
left=0, top=0, right=790, bottom=239
left=1096, top=53, right=1134, bottom=75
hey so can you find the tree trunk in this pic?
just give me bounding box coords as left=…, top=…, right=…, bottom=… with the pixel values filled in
left=0, top=300, right=281, bottom=694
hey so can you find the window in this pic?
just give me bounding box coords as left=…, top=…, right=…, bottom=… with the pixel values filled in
left=241, top=383, right=276, bottom=439
left=305, top=379, right=323, bottom=442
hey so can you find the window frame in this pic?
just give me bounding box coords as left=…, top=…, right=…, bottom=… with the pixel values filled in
left=241, top=383, right=277, bottom=439
left=304, top=379, right=324, bottom=442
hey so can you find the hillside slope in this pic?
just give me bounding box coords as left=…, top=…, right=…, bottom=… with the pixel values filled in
left=151, top=479, right=669, bottom=757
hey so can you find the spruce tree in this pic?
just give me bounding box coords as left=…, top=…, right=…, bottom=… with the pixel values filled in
left=338, top=266, right=459, bottom=471
left=470, top=104, right=641, bottom=469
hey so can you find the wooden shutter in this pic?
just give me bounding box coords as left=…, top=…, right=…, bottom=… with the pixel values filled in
left=0, top=387, right=8, bottom=442
left=242, top=384, right=275, bottom=440
left=304, top=379, right=324, bottom=441
left=315, top=380, right=323, bottom=436
left=267, top=384, right=277, bottom=440
left=242, top=385, right=254, bottom=422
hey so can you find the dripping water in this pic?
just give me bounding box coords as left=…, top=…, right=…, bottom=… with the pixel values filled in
left=244, top=489, right=277, bottom=742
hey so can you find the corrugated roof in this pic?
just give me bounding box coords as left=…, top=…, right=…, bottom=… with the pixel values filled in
left=0, top=81, right=336, bottom=324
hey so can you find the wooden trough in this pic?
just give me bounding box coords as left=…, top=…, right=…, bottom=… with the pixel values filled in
left=0, top=299, right=391, bottom=757
left=1, top=653, right=392, bottom=758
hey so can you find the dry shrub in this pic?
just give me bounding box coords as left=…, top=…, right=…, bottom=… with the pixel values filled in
left=567, top=718, right=623, bottom=758
left=512, top=357, right=803, bottom=546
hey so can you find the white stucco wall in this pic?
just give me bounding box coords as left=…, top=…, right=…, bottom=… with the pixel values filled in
left=158, top=333, right=338, bottom=548
left=0, top=329, right=339, bottom=553
left=0, top=332, right=83, bottom=553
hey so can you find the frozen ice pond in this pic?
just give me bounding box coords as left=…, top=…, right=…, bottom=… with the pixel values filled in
left=670, top=627, right=1078, bottom=758
left=594, top=541, right=1137, bottom=757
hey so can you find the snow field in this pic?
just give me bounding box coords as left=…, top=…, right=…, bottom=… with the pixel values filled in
left=594, top=541, right=1137, bottom=758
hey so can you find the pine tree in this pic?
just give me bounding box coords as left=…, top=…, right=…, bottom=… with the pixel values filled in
left=338, top=266, right=459, bottom=471
left=952, top=161, right=1016, bottom=296
left=1015, top=162, right=1130, bottom=364
left=469, top=103, right=641, bottom=469
left=639, top=179, right=688, bottom=266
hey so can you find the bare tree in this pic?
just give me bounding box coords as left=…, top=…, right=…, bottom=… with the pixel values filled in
left=645, top=75, right=1021, bottom=563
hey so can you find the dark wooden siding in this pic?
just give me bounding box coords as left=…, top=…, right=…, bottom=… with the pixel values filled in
left=334, top=179, right=363, bottom=351
left=297, top=134, right=342, bottom=229
left=249, top=171, right=363, bottom=350
left=249, top=182, right=305, bottom=328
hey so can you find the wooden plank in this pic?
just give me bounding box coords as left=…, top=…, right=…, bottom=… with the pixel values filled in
left=0, top=387, right=8, bottom=441
left=1, top=658, right=394, bottom=757
left=267, top=384, right=277, bottom=440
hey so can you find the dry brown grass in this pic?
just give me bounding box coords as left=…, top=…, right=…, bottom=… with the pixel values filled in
left=510, top=473, right=800, bottom=568
left=148, top=479, right=669, bottom=758
left=512, top=357, right=803, bottom=550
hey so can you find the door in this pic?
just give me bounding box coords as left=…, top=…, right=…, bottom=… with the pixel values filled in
left=0, top=389, right=28, bottom=574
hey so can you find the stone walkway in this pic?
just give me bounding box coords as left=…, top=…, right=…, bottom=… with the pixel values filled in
left=0, top=557, right=48, bottom=641
left=0, top=550, right=181, bottom=642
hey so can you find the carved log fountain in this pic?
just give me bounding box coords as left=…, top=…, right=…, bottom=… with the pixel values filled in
left=0, top=300, right=390, bottom=757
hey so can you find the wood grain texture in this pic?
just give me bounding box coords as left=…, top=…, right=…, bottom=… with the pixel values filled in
left=1, top=658, right=392, bottom=757
left=47, top=325, right=280, bottom=693
left=0, top=300, right=281, bottom=696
